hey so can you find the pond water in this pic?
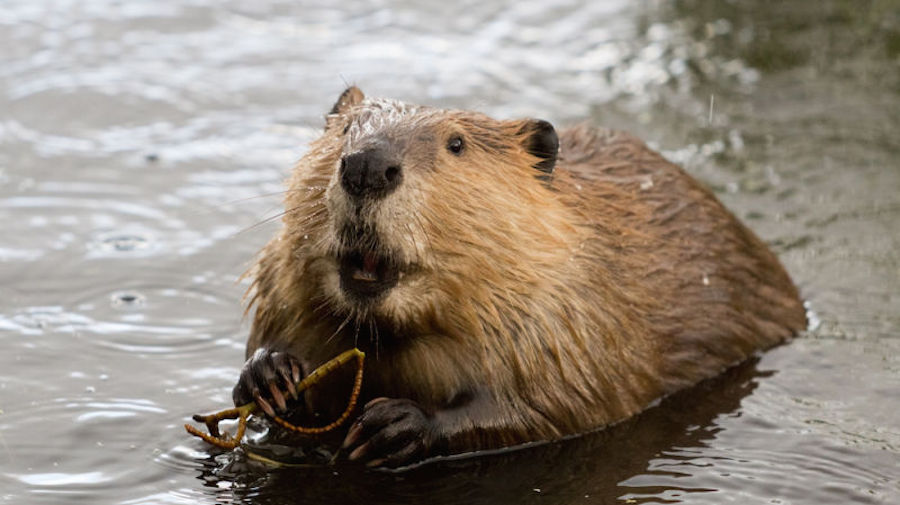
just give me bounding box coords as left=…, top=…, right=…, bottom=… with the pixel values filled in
left=1, top=0, right=898, bottom=503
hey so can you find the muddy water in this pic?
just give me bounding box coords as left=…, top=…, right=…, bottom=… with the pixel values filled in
left=1, top=0, right=898, bottom=503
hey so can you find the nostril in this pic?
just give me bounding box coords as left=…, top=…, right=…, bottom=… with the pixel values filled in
left=339, top=149, right=401, bottom=199
left=384, top=165, right=400, bottom=184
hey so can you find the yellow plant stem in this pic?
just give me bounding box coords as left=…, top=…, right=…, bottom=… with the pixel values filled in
left=185, top=348, right=365, bottom=450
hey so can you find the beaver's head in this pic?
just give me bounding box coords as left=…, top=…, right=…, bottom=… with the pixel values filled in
left=284, top=87, right=572, bottom=332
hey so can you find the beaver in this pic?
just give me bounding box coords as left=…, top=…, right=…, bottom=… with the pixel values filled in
left=232, top=86, right=806, bottom=468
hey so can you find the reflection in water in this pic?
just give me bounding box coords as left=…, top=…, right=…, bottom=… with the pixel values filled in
left=197, top=360, right=765, bottom=505
left=0, top=0, right=898, bottom=503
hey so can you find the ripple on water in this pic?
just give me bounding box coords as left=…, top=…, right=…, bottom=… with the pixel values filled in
left=620, top=441, right=896, bottom=504
left=87, top=231, right=156, bottom=257
left=1, top=277, right=244, bottom=357
left=613, top=342, right=900, bottom=505
left=0, top=396, right=175, bottom=503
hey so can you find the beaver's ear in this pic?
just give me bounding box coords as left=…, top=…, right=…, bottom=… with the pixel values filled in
left=520, top=119, right=558, bottom=179
left=329, top=86, right=365, bottom=115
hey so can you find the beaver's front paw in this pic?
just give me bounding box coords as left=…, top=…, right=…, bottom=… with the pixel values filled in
left=232, top=348, right=303, bottom=417
left=341, top=398, right=433, bottom=468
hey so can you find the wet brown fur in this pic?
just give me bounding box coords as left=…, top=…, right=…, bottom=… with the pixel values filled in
left=243, top=88, right=806, bottom=453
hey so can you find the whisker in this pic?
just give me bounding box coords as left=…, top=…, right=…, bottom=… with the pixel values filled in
left=289, top=207, right=328, bottom=226
left=372, top=317, right=381, bottom=361
left=235, top=207, right=298, bottom=236
left=217, top=191, right=289, bottom=208
left=213, top=186, right=329, bottom=209
left=325, top=311, right=354, bottom=346
left=403, top=221, right=424, bottom=266
left=310, top=296, right=332, bottom=317
left=353, top=310, right=362, bottom=350
left=411, top=211, right=436, bottom=257
left=236, top=203, right=327, bottom=237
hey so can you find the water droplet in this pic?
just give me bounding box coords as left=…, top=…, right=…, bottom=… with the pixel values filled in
left=110, top=291, right=146, bottom=308
left=101, top=234, right=150, bottom=252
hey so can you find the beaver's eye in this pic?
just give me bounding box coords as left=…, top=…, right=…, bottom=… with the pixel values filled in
left=447, top=136, right=464, bottom=155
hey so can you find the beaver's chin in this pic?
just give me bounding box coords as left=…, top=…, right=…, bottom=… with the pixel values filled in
left=338, top=250, right=401, bottom=302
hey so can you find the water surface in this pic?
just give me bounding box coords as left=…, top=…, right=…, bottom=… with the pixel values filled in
left=1, top=0, right=898, bottom=503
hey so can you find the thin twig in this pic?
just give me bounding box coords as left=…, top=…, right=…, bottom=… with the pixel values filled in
left=185, top=348, right=365, bottom=449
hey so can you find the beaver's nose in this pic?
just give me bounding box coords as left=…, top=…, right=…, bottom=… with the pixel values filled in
left=339, top=146, right=403, bottom=199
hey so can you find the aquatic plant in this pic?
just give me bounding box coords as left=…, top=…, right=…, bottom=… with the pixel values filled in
left=185, top=348, right=365, bottom=449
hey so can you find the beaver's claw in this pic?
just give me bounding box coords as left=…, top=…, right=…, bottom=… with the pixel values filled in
left=341, top=397, right=433, bottom=468
left=232, top=348, right=303, bottom=417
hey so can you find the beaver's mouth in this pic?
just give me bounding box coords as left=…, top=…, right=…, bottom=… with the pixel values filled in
left=338, top=250, right=400, bottom=301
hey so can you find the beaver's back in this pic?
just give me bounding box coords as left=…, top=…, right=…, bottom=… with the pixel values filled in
left=557, top=125, right=806, bottom=392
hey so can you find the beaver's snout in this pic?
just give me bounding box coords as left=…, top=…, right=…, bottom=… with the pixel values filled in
left=340, top=141, right=403, bottom=199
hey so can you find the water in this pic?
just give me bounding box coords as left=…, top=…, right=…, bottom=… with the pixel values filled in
left=1, top=0, right=898, bottom=503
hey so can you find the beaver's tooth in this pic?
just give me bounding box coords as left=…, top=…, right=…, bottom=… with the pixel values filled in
left=352, top=269, right=378, bottom=282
